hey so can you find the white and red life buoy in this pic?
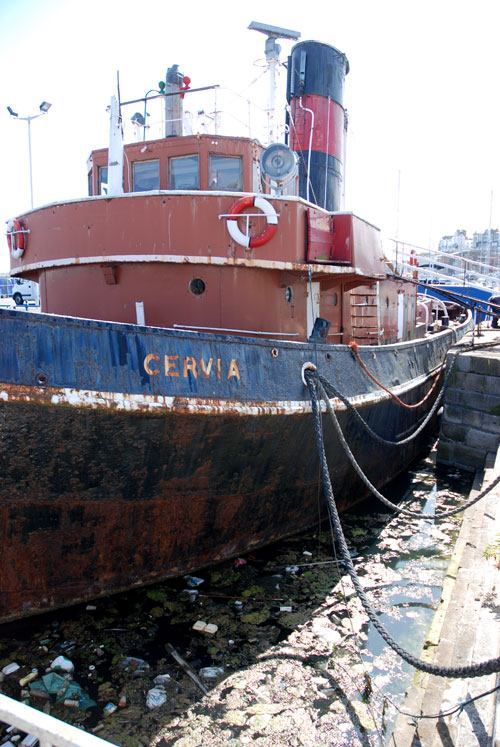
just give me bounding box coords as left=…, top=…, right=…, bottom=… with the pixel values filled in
left=6, top=218, right=26, bottom=259
left=410, top=249, right=418, bottom=278
left=226, top=195, right=278, bottom=249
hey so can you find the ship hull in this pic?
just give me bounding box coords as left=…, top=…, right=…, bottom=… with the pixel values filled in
left=0, top=307, right=472, bottom=621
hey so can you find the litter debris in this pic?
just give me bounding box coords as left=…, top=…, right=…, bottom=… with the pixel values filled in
left=18, top=670, right=38, bottom=687
left=146, top=686, right=167, bottom=709
left=63, top=699, right=80, bottom=708
left=165, top=642, right=208, bottom=695
left=2, top=663, right=20, bottom=676
left=120, top=656, right=150, bottom=673
left=20, top=736, right=38, bottom=747
left=29, top=672, right=96, bottom=710
left=183, top=575, right=204, bottom=588
left=199, top=667, right=224, bottom=680
left=50, top=656, right=74, bottom=673
left=103, top=703, right=117, bottom=717
left=192, top=620, right=218, bottom=635
left=154, top=674, right=172, bottom=686
left=233, top=558, right=247, bottom=567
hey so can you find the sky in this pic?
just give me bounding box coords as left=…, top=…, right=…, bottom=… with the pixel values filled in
left=1, top=0, right=499, bottom=273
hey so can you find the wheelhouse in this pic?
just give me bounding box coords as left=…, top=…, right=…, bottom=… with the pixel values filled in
left=87, top=134, right=263, bottom=196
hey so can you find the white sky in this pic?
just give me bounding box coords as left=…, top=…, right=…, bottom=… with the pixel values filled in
left=1, top=0, right=499, bottom=273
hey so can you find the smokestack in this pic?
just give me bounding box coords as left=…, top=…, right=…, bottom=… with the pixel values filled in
left=286, top=41, right=349, bottom=211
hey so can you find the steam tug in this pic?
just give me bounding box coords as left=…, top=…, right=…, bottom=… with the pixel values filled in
left=1, top=23, right=470, bottom=621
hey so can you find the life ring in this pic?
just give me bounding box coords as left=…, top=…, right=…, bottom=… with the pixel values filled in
left=227, top=195, right=278, bottom=249
left=410, top=249, right=418, bottom=279
left=6, top=218, right=25, bottom=259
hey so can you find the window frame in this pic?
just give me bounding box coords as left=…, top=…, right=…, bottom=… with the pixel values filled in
left=98, top=165, right=108, bottom=195
left=168, top=154, right=200, bottom=190
left=208, top=154, right=243, bottom=192
left=132, top=159, right=160, bottom=192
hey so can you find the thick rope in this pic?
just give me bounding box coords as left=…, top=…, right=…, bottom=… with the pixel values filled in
left=306, top=371, right=500, bottom=678
left=315, top=375, right=500, bottom=520
left=316, top=349, right=459, bottom=448
left=348, top=339, right=454, bottom=409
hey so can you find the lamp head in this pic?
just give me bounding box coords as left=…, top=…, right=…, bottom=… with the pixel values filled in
left=7, top=106, right=18, bottom=117
left=39, top=101, right=51, bottom=113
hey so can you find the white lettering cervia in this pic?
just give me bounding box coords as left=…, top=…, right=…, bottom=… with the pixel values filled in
left=144, top=354, right=241, bottom=380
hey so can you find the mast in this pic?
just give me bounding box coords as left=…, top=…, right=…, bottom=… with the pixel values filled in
left=248, top=21, right=300, bottom=144
left=107, top=96, right=124, bottom=195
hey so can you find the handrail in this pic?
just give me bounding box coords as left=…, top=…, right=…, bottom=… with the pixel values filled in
left=0, top=694, right=116, bottom=747
left=389, top=240, right=500, bottom=287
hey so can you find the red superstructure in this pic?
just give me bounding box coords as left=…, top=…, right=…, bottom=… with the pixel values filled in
left=10, top=135, right=417, bottom=345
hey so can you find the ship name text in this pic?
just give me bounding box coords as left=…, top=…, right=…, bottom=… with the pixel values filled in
left=144, top=354, right=241, bottom=380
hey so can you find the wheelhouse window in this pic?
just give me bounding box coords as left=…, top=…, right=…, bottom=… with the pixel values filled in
left=98, top=166, right=108, bottom=195
left=169, top=155, right=199, bottom=189
left=209, top=155, right=243, bottom=191
left=133, top=160, right=160, bottom=191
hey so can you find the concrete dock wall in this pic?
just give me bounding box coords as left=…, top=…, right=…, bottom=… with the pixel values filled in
left=437, top=341, right=500, bottom=471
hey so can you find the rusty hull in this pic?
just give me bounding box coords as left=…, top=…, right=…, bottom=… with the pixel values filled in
left=0, top=307, right=473, bottom=622
left=0, top=379, right=431, bottom=622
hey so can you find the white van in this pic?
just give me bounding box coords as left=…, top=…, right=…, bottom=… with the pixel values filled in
left=11, top=278, right=37, bottom=305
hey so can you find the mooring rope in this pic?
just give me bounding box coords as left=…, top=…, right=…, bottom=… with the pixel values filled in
left=306, top=370, right=500, bottom=678
left=316, top=351, right=458, bottom=448
left=348, top=340, right=447, bottom=409
left=315, top=375, right=500, bottom=520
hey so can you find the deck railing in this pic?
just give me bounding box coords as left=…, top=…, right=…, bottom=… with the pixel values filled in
left=0, top=694, right=116, bottom=747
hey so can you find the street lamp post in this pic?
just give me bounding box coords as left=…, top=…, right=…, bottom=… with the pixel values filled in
left=7, top=101, right=51, bottom=209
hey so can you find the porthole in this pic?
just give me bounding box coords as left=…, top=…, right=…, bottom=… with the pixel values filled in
left=271, top=348, right=279, bottom=358
left=189, top=278, right=206, bottom=295
left=285, top=286, right=293, bottom=302
left=386, top=296, right=390, bottom=308
left=332, top=292, right=338, bottom=307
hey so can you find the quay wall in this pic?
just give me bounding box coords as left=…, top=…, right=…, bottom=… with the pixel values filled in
left=437, top=337, right=500, bottom=470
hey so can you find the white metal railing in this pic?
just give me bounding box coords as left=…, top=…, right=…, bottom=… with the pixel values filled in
left=0, top=694, right=116, bottom=747
left=387, top=238, right=500, bottom=289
